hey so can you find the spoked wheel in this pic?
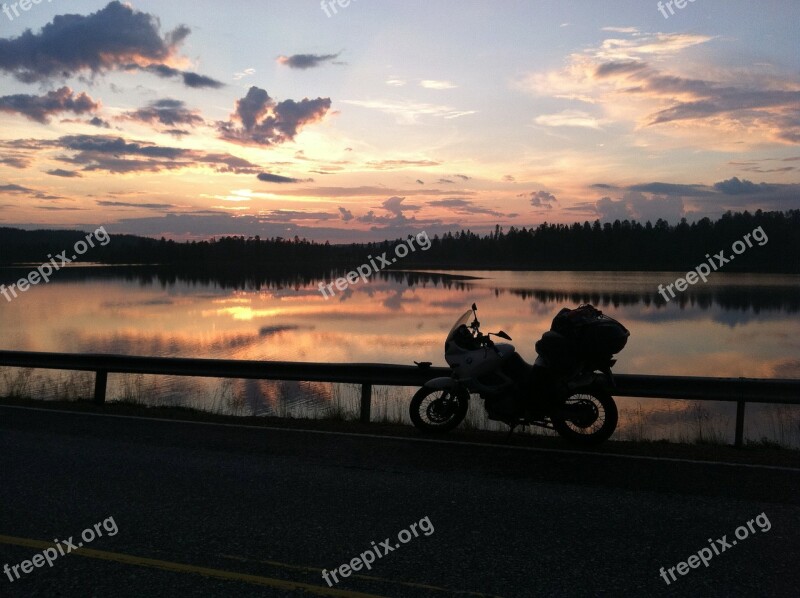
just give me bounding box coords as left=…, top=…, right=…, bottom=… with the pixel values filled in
left=551, top=388, right=618, bottom=445
left=409, top=387, right=469, bottom=433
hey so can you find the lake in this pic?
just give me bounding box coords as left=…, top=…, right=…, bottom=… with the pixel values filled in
left=1, top=267, right=798, bottom=446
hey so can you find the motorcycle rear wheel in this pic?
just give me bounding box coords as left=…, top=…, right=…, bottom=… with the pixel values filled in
left=551, top=387, right=618, bottom=445
left=409, top=387, right=469, bottom=433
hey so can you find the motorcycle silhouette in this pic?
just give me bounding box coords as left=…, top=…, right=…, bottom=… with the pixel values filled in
left=410, top=303, right=629, bottom=445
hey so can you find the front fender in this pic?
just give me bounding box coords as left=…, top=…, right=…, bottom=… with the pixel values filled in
left=423, top=377, right=460, bottom=390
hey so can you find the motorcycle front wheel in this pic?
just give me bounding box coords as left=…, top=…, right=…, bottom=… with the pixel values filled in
left=409, top=386, right=469, bottom=433
left=551, top=388, right=618, bottom=445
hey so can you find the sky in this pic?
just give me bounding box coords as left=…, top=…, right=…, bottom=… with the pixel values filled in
left=0, top=0, right=798, bottom=242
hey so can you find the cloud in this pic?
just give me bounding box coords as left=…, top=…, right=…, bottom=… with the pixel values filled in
left=259, top=209, right=337, bottom=222
left=0, top=156, right=31, bottom=168
left=47, top=169, right=82, bottom=178
left=520, top=30, right=800, bottom=146
left=713, top=176, right=776, bottom=195
left=338, top=207, right=354, bottom=222
left=257, top=172, right=313, bottom=184
left=218, top=86, right=331, bottom=147
left=277, top=53, right=340, bottom=69
left=0, top=2, right=211, bottom=85
left=0, top=183, right=33, bottom=193
left=0, top=183, right=62, bottom=200
left=0, top=87, right=99, bottom=123
left=381, top=196, right=420, bottom=216
left=342, top=99, right=476, bottom=122
left=628, top=182, right=715, bottom=197
left=96, top=200, right=175, bottom=209
left=139, top=64, right=224, bottom=89
left=233, top=68, right=256, bottom=81
left=420, top=80, right=457, bottom=90
left=364, top=159, right=441, bottom=170
left=89, top=116, right=111, bottom=128
left=429, top=198, right=504, bottom=217
left=534, top=109, right=605, bottom=130
left=595, top=192, right=686, bottom=223
left=526, top=190, right=558, bottom=208
left=10, top=134, right=263, bottom=175
left=124, top=98, right=204, bottom=127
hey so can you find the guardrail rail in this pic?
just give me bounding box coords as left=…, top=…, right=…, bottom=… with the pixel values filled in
left=0, top=350, right=798, bottom=447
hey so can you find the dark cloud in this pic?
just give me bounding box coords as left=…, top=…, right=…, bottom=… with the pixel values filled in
left=89, top=116, right=111, bottom=128
left=437, top=178, right=455, bottom=184
left=139, top=64, right=224, bottom=89
left=595, top=61, right=647, bottom=78
left=0, top=182, right=62, bottom=200
left=713, top=177, right=777, bottom=195
left=0, top=2, right=196, bottom=83
left=97, top=200, right=175, bottom=209
left=0, top=87, right=99, bottom=123
left=0, top=156, right=31, bottom=168
left=47, top=169, right=82, bottom=178
left=260, top=209, right=337, bottom=222
left=338, top=207, right=354, bottom=222
left=0, top=183, right=33, bottom=193
left=526, top=190, right=558, bottom=208
left=164, top=129, right=191, bottom=138
left=124, top=98, right=204, bottom=127
left=429, top=198, right=503, bottom=217
left=628, top=182, right=715, bottom=197
left=595, top=192, right=685, bottom=223
left=454, top=174, right=471, bottom=181
left=257, top=172, right=313, bottom=184
left=416, top=179, right=424, bottom=185
left=217, top=86, right=331, bottom=147
left=382, top=196, right=420, bottom=216
left=9, top=134, right=262, bottom=175
left=277, top=53, right=340, bottom=70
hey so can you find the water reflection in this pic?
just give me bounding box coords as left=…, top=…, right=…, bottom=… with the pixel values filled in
left=1, top=266, right=798, bottom=445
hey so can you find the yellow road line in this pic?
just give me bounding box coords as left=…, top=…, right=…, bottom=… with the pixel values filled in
left=220, top=553, right=507, bottom=598
left=0, top=535, right=385, bottom=598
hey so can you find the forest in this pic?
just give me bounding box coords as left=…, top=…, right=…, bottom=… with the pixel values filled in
left=1, top=210, right=798, bottom=274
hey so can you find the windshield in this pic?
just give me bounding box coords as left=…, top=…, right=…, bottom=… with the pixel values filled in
left=446, top=310, right=474, bottom=343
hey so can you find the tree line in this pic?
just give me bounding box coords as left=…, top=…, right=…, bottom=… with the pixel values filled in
left=1, top=210, right=797, bottom=273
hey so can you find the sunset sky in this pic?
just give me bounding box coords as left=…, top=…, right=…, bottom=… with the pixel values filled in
left=0, top=0, right=798, bottom=242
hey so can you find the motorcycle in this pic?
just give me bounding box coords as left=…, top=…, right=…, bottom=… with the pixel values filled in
left=410, top=303, right=629, bottom=445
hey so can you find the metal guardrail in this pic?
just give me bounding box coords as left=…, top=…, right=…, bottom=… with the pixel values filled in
left=0, top=350, right=798, bottom=447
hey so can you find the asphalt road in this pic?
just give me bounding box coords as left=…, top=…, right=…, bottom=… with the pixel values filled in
left=0, top=405, right=798, bottom=598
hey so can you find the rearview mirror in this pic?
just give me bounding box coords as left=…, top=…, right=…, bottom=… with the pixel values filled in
left=496, top=331, right=512, bottom=340
left=471, top=303, right=477, bottom=312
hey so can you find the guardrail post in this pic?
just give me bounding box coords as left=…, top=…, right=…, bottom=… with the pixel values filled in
left=94, top=370, right=108, bottom=404
left=360, top=383, right=372, bottom=423
left=734, top=400, right=745, bottom=448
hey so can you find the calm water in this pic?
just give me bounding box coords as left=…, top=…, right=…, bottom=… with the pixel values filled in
left=1, top=267, right=799, bottom=445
